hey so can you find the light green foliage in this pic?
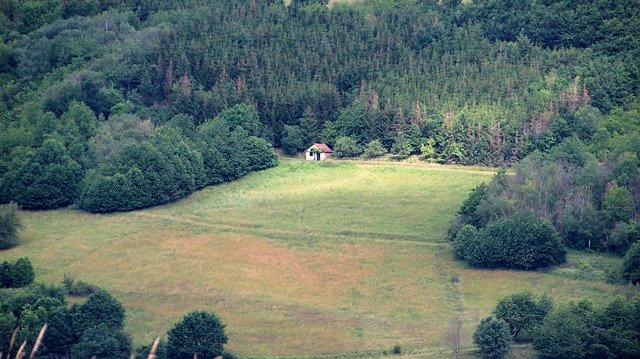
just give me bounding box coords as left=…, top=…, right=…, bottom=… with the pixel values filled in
left=473, top=316, right=512, bottom=359
left=603, top=185, right=635, bottom=225
left=363, top=139, right=387, bottom=158
left=333, top=136, right=362, bottom=157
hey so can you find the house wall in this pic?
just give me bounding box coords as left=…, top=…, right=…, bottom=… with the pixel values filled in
left=320, top=153, right=330, bottom=160
left=305, top=151, right=314, bottom=160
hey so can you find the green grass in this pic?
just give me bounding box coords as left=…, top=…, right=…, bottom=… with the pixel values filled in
left=0, top=160, right=624, bottom=357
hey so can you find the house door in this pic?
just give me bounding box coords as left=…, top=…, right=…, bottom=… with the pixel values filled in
left=315, top=153, right=321, bottom=161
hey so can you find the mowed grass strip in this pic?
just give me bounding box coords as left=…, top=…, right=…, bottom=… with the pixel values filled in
left=0, top=161, right=624, bottom=357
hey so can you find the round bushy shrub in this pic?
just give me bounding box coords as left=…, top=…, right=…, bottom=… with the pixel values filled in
left=74, top=290, right=126, bottom=334
left=167, top=311, right=228, bottom=359
left=363, top=139, right=387, bottom=158
left=333, top=136, right=362, bottom=158
left=473, top=316, right=512, bottom=359
left=10, top=257, right=34, bottom=287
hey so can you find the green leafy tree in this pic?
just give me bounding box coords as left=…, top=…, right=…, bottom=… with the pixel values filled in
left=602, top=185, right=635, bottom=225
left=74, top=290, right=126, bottom=334
left=0, top=312, right=16, bottom=353
left=333, top=136, right=362, bottom=158
left=4, top=139, right=83, bottom=209
left=10, top=257, right=35, bottom=287
left=473, top=316, right=512, bottom=359
left=166, top=311, right=228, bottom=359
left=493, top=291, right=553, bottom=339
left=457, top=183, right=489, bottom=228
left=71, top=323, right=131, bottom=359
left=532, top=301, right=595, bottom=358
left=215, top=103, right=261, bottom=136
left=363, top=139, right=387, bottom=158
left=281, top=125, right=306, bottom=155
left=0, top=203, right=21, bottom=250
left=622, top=241, right=640, bottom=284
left=44, top=306, right=78, bottom=356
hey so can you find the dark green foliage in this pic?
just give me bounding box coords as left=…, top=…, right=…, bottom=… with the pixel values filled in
left=73, top=290, right=125, bottom=334
left=71, top=323, right=131, bottom=359
left=0, top=257, right=35, bottom=288
left=531, top=300, right=621, bottom=359
left=493, top=291, right=553, bottom=339
left=215, top=104, right=261, bottom=137
left=10, top=257, right=34, bottom=287
left=333, top=136, right=362, bottom=158
left=0, top=203, right=21, bottom=249
left=457, top=183, right=489, bottom=228
left=166, top=311, right=228, bottom=359
left=3, top=139, right=83, bottom=209
left=473, top=316, right=512, bottom=359
left=62, top=273, right=100, bottom=296
left=454, top=211, right=566, bottom=270
left=623, top=242, right=640, bottom=285
left=45, top=306, right=78, bottom=356
left=281, top=125, right=306, bottom=155
left=0, top=311, right=16, bottom=354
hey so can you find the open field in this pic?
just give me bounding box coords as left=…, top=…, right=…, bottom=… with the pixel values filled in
left=0, top=160, right=625, bottom=358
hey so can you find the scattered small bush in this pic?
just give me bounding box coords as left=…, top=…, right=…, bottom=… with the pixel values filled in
left=391, top=344, right=402, bottom=355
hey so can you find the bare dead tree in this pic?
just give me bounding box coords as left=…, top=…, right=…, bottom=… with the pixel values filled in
left=444, top=317, right=464, bottom=359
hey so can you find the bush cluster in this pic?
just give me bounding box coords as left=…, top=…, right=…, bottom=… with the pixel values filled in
left=454, top=211, right=566, bottom=270
left=478, top=291, right=640, bottom=359
left=0, top=257, right=34, bottom=288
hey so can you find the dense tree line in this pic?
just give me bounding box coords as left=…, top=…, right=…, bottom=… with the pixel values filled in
left=0, top=0, right=638, bottom=209
left=474, top=292, right=640, bottom=359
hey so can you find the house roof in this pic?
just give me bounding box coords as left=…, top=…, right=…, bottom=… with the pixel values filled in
left=309, top=143, right=333, bottom=153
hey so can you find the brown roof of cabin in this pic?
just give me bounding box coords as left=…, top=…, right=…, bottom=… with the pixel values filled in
left=311, top=143, right=333, bottom=153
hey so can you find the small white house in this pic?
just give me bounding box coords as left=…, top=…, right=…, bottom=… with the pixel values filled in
left=305, top=143, right=333, bottom=161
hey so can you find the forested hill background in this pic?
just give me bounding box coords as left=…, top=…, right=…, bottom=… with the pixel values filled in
left=0, top=0, right=639, bottom=210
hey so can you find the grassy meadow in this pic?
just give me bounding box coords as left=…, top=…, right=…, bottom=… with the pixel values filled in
left=0, top=160, right=625, bottom=358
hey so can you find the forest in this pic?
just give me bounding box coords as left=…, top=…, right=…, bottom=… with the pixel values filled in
left=0, top=0, right=639, bottom=211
